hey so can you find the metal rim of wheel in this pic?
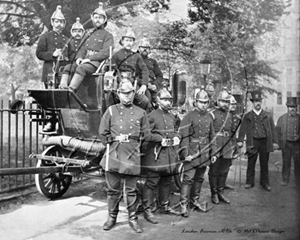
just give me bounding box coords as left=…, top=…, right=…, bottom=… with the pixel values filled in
left=35, top=145, right=72, bottom=199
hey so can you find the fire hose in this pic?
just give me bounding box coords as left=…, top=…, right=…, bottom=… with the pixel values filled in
left=42, top=135, right=106, bottom=155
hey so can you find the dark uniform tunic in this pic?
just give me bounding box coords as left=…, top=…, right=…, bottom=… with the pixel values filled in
left=99, top=103, right=150, bottom=175
left=36, top=30, right=75, bottom=83
left=112, top=48, right=149, bottom=87
left=142, top=108, right=180, bottom=173
left=276, top=113, right=300, bottom=185
left=142, top=108, right=180, bottom=206
left=142, top=56, right=163, bottom=88
left=210, top=108, right=236, bottom=159
left=238, top=110, right=277, bottom=186
left=63, top=28, right=114, bottom=76
left=179, top=109, right=217, bottom=187
left=208, top=108, right=235, bottom=186
left=99, top=103, right=150, bottom=217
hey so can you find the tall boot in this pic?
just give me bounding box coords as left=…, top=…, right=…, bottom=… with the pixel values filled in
left=143, top=187, right=158, bottom=224
left=209, top=176, right=219, bottom=204
left=179, top=184, right=191, bottom=217
left=103, top=194, right=120, bottom=231
left=217, top=177, right=230, bottom=204
left=127, top=189, right=143, bottom=233
left=69, top=73, right=85, bottom=92
left=190, top=181, right=209, bottom=212
left=59, top=74, right=70, bottom=89
left=159, top=184, right=180, bottom=215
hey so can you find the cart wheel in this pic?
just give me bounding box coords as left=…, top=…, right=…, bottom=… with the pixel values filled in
left=35, top=146, right=72, bottom=199
left=174, top=162, right=185, bottom=190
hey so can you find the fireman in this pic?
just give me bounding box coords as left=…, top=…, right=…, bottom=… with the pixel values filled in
left=70, top=17, right=85, bottom=55
left=111, top=26, right=152, bottom=112
left=99, top=79, right=150, bottom=233
left=59, top=2, right=114, bottom=90
left=178, top=87, right=217, bottom=217
left=209, top=88, right=235, bottom=204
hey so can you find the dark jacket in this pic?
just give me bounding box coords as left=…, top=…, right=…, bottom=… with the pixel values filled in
left=238, top=110, right=278, bottom=152
left=211, top=108, right=236, bottom=159
left=179, top=109, right=217, bottom=168
left=112, top=48, right=149, bottom=86
left=36, top=30, right=75, bottom=82
left=141, top=56, right=163, bottom=90
left=276, top=113, right=300, bottom=150
left=76, top=28, right=114, bottom=68
left=142, top=108, right=180, bottom=173
left=99, top=103, right=150, bottom=175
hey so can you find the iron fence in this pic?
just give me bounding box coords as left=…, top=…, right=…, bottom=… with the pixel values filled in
left=0, top=99, right=44, bottom=193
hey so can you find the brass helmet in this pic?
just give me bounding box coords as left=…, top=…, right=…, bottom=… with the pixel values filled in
left=51, top=5, right=65, bottom=21
left=139, top=34, right=151, bottom=48
left=230, top=95, right=237, bottom=104
left=157, top=89, right=173, bottom=111
left=120, top=25, right=136, bottom=45
left=71, top=17, right=84, bottom=32
left=217, top=87, right=231, bottom=102
left=195, top=86, right=209, bottom=102
left=92, top=2, right=107, bottom=23
left=117, top=80, right=135, bottom=106
left=205, top=82, right=215, bottom=92
left=117, top=79, right=135, bottom=93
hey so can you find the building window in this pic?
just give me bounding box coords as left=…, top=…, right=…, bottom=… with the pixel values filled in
left=287, top=91, right=292, bottom=97
left=277, top=92, right=282, bottom=105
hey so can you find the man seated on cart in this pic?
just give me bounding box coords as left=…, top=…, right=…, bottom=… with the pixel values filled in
left=109, top=26, right=152, bottom=113
left=59, top=2, right=114, bottom=91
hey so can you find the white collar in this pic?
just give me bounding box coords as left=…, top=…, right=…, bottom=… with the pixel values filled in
left=253, top=109, right=262, bottom=115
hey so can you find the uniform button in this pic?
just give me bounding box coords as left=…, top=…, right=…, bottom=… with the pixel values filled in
left=131, top=112, right=133, bottom=115
left=130, top=107, right=133, bottom=110
left=120, top=126, right=123, bottom=128
left=120, top=112, right=123, bottom=115
left=130, top=126, right=133, bottom=129
left=131, top=119, right=133, bottom=121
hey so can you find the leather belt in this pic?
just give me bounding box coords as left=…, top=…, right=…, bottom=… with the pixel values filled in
left=216, top=131, right=230, bottom=137
left=191, top=137, right=209, bottom=144
left=110, top=134, right=139, bottom=143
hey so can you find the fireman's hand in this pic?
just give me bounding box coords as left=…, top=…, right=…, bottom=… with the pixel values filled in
left=76, top=58, right=83, bottom=65
left=273, top=143, right=279, bottom=150
left=237, top=142, right=243, bottom=148
left=161, top=138, right=169, bottom=147
left=211, top=156, right=217, bottom=164
left=184, top=155, right=193, bottom=162
left=53, top=48, right=62, bottom=57
left=173, top=136, right=180, bottom=146
left=137, top=85, right=147, bottom=95
left=148, top=83, right=157, bottom=91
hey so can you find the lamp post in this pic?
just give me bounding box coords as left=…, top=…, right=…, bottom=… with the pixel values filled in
left=200, top=58, right=211, bottom=87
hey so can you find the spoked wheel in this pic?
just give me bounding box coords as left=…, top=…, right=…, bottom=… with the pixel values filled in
left=174, top=162, right=185, bottom=190
left=35, top=145, right=72, bottom=199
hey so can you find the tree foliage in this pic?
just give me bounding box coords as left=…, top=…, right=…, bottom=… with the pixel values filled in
left=156, top=0, right=288, bottom=93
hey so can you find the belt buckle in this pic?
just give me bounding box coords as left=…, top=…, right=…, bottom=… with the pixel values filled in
left=165, top=138, right=173, bottom=147
left=119, top=134, right=129, bottom=143
left=223, top=131, right=230, bottom=137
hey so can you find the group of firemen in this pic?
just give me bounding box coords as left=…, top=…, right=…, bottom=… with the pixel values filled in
left=35, top=3, right=300, bottom=234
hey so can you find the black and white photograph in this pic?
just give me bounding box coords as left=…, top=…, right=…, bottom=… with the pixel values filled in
left=0, top=0, right=299, bottom=239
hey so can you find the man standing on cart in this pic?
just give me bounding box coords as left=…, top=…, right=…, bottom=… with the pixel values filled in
left=59, top=2, right=114, bottom=91
left=99, top=80, right=150, bottom=233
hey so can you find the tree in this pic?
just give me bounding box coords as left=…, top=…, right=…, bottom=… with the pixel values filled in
left=154, top=0, right=288, bottom=95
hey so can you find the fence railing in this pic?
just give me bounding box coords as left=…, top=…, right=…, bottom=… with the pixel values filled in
left=0, top=99, right=44, bottom=193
